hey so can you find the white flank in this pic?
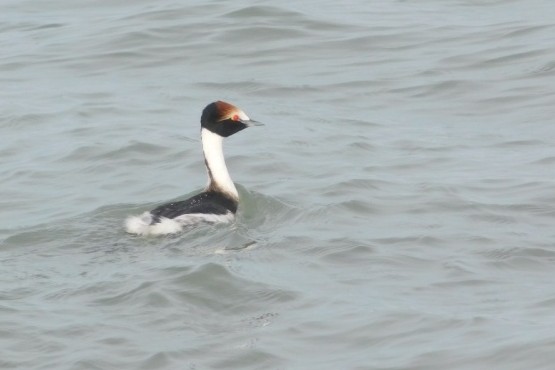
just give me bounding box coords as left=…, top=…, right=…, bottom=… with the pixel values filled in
left=125, top=211, right=234, bottom=236
left=201, top=128, right=238, bottom=199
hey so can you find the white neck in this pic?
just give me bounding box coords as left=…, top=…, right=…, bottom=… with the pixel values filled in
left=201, top=128, right=238, bottom=199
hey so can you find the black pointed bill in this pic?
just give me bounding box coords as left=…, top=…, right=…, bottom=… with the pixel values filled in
left=241, top=119, right=264, bottom=127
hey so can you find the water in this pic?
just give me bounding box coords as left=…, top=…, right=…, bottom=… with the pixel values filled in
left=2, top=0, right=555, bottom=368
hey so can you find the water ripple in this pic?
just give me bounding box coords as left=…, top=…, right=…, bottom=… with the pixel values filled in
left=2, top=0, right=555, bottom=369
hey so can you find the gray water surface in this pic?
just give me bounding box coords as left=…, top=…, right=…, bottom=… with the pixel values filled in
left=2, top=1, right=555, bottom=369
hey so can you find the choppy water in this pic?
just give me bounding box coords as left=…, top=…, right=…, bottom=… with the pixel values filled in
left=2, top=0, right=555, bottom=369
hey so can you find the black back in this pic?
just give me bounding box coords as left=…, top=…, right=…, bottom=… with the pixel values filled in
left=149, top=191, right=238, bottom=224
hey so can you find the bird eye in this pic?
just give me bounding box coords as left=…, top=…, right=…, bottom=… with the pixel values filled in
left=232, top=114, right=239, bottom=121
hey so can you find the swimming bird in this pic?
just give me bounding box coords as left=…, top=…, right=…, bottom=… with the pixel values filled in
left=125, top=101, right=262, bottom=236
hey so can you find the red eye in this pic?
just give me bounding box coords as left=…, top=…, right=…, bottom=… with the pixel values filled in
left=232, top=114, right=239, bottom=121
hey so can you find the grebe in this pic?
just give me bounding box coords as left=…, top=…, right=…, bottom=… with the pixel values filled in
left=125, top=101, right=262, bottom=236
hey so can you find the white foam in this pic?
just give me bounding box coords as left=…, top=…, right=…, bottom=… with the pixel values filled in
left=124, top=211, right=234, bottom=236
